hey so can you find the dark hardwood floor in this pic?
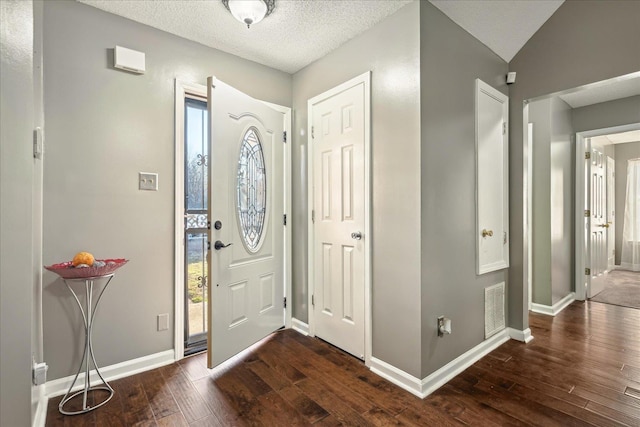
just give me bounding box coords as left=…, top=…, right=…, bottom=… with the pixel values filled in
left=47, top=301, right=640, bottom=426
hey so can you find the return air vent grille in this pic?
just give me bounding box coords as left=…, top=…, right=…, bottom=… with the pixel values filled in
left=485, top=282, right=505, bottom=339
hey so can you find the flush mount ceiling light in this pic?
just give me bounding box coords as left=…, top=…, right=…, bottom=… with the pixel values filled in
left=222, top=0, right=275, bottom=29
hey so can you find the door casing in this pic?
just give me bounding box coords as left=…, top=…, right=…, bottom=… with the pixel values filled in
left=306, top=71, right=372, bottom=366
left=173, top=79, right=292, bottom=361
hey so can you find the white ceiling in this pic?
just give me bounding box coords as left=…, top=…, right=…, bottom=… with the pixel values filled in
left=558, top=76, right=640, bottom=109
left=591, top=130, right=640, bottom=147
left=77, top=0, right=564, bottom=74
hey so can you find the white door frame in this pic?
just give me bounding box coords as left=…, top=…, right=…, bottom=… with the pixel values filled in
left=306, top=71, right=372, bottom=366
left=574, top=122, right=640, bottom=301
left=174, top=79, right=292, bottom=360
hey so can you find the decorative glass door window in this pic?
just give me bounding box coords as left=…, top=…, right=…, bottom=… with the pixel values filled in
left=237, top=127, right=267, bottom=252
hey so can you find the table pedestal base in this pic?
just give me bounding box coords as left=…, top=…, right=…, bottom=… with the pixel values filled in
left=59, top=275, right=115, bottom=415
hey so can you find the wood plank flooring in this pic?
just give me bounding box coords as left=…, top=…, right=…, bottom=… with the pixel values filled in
left=46, top=301, right=640, bottom=426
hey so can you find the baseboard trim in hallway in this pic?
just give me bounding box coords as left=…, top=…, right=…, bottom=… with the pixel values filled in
left=44, top=349, right=175, bottom=399
left=370, top=329, right=512, bottom=398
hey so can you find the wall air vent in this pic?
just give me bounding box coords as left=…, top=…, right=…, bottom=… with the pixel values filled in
left=485, top=282, right=506, bottom=338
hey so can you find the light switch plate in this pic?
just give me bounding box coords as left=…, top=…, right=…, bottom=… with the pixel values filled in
left=139, top=172, right=158, bottom=191
left=157, top=313, right=169, bottom=331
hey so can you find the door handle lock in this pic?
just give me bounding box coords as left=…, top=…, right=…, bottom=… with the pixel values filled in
left=351, top=231, right=362, bottom=240
left=482, top=229, right=494, bottom=237
left=214, top=240, right=232, bottom=250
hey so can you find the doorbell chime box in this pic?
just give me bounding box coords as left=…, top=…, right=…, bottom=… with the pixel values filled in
left=114, top=46, right=145, bottom=74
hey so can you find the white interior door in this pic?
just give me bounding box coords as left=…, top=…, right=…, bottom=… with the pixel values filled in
left=588, top=144, right=608, bottom=298
left=206, top=78, right=285, bottom=368
left=309, top=75, right=369, bottom=360
left=607, top=156, right=615, bottom=271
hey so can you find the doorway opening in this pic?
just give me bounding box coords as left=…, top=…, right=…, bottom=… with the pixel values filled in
left=183, top=96, right=209, bottom=355
left=576, top=126, right=640, bottom=309
left=174, top=80, right=209, bottom=360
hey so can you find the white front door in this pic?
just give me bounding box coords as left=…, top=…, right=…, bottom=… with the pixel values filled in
left=309, top=74, right=370, bottom=360
left=607, top=156, right=616, bottom=272
left=206, top=78, right=285, bottom=368
left=588, top=145, right=608, bottom=298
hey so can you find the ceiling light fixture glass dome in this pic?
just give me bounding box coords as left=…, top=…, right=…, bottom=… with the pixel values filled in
left=222, top=0, right=275, bottom=29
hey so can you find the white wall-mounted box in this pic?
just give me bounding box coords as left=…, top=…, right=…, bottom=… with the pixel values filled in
left=114, top=45, right=145, bottom=74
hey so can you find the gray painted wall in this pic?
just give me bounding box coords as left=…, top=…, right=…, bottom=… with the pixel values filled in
left=615, top=142, right=640, bottom=265
left=42, top=0, right=291, bottom=380
left=0, top=1, right=36, bottom=425
left=292, top=1, right=422, bottom=377
left=419, top=1, right=508, bottom=377
left=523, top=95, right=574, bottom=307
left=530, top=99, right=552, bottom=305
left=549, top=97, right=574, bottom=304
left=508, top=0, right=640, bottom=329
left=573, top=95, right=640, bottom=133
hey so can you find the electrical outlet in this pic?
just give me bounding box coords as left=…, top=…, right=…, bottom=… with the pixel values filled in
left=139, top=172, right=158, bottom=191
left=157, top=313, right=169, bottom=331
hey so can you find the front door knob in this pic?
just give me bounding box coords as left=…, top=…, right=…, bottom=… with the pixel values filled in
left=214, top=240, right=232, bottom=250
left=351, top=231, right=362, bottom=240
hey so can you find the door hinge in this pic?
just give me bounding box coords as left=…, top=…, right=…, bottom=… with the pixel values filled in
left=503, top=232, right=507, bottom=244
left=584, top=210, right=591, bottom=217
left=585, top=152, right=591, bottom=160
left=311, top=210, right=315, bottom=223
left=283, top=297, right=287, bottom=308
left=207, top=221, right=211, bottom=230
left=311, top=126, right=315, bottom=140
left=585, top=268, right=591, bottom=275
left=311, top=295, right=315, bottom=307
left=283, top=214, right=287, bottom=226
left=502, top=122, right=507, bottom=135
left=283, top=131, right=287, bottom=143
left=33, top=127, right=44, bottom=159
left=207, top=241, right=211, bottom=251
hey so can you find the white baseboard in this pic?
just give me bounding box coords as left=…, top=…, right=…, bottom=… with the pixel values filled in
left=370, top=329, right=511, bottom=399
left=531, top=292, right=575, bottom=317
left=370, top=357, right=423, bottom=398
left=508, top=327, right=534, bottom=343
left=291, top=318, right=309, bottom=336
left=32, top=385, right=47, bottom=427
left=45, top=349, right=175, bottom=398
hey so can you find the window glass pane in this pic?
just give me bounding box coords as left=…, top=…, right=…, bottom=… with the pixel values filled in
left=237, top=128, right=266, bottom=252
left=185, top=98, right=208, bottom=211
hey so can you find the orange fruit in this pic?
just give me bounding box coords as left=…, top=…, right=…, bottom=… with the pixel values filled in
left=72, top=252, right=95, bottom=267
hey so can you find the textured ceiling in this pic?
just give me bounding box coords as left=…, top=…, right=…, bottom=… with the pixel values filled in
left=429, top=0, right=564, bottom=62
left=77, top=0, right=565, bottom=74
left=77, top=0, right=413, bottom=74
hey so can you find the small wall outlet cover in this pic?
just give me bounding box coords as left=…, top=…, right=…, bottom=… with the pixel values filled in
left=157, top=313, right=169, bottom=331
left=139, top=172, right=158, bottom=191
left=33, top=362, right=48, bottom=386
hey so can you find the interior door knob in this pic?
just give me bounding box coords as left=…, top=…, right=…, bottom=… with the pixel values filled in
left=351, top=231, right=362, bottom=240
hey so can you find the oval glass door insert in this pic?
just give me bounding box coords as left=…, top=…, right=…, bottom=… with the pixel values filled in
left=237, top=127, right=267, bottom=252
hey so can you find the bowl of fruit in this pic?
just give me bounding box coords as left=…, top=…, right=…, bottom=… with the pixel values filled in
left=45, top=252, right=128, bottom=279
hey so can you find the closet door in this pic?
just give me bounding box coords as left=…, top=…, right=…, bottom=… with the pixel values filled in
left=475, top=79, right=509, bottom=274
